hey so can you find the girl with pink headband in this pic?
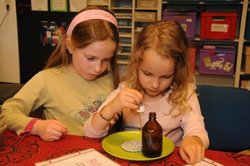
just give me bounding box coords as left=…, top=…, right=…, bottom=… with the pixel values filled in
left=67, top=9, right=118, bottom=37
left=2, top=6, right=120, bottom=141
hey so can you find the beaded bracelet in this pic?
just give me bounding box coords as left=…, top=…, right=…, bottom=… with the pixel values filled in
left=99, top=111, right=113, bottom=122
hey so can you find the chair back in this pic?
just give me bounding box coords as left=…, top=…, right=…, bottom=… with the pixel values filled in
left=0, top=83, right=44, bottom=119
left=0, top=83, right=23, bottom=105
left=197, top=85, right=250, bottom=151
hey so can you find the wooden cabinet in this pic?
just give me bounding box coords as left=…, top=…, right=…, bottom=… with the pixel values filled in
left=110, top=0, right=134, bottom=64
left=133, top=0, right=162, bottom=56
left=108, top=0, right=162, bottom=64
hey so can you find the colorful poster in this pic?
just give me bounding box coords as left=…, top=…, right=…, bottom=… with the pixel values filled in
left=31, top=0, right=48, bottom=11
left=40, top=21, right=67, bottom=46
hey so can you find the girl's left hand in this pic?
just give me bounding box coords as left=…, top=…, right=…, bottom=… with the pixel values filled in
left=179, top=136, right=205, bottom=165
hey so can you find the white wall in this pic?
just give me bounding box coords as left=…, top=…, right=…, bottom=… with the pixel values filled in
left=0, top=0, right=20, bottom=83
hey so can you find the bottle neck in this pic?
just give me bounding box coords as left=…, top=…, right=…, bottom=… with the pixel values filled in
left=149, top=117, right=156, bottom=121
left=148, top=112, right=156, bottom=120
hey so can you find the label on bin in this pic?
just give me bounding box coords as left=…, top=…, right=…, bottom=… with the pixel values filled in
left=211, top=24, right=228, bottom=32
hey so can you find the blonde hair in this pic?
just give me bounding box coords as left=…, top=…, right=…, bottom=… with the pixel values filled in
left=45, top=6, right=120, bottom=88
left=126, top=21, right=195, bottom=115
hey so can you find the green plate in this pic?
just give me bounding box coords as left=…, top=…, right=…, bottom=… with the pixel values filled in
left=102, top=131, right=174, bottom=161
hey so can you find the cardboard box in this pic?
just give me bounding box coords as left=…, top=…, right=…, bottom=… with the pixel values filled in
left=134, top=12, right=156, bottom=22
left=241, top=80, right=250, bottom=91
left=162, top=11, right=197, bottom=38
left=245, top=46, right=250, bottom=55
left=199, top=47, right=236, bottom=75
left=200, top=12, right=238, bottom=40
left=137, top=0, right=158, bottom=9
left=243, top=55, right=250, bottom=74
left=243, top=46, right=250, bottom=74
left=88, top=0, right=108, bottom=6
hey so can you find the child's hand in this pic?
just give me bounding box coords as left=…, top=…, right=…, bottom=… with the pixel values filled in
left=179, top=136, right=205, bottom=165
left=31, top=120, right=68, bottom=141
left=108, top=88, right=143, bottom=113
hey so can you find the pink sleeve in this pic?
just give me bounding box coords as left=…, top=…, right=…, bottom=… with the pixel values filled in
left=83, top=114, right=109, bottom=138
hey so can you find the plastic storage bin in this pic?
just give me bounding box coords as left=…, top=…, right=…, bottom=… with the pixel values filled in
left=199, top=47, right=236, bottom=75
left=162, top=11, right=197, bottom=38
left=200, top=12, right=237, bottom=40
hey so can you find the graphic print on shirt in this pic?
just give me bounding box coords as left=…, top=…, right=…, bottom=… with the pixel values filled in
left=68, top=94, right=106, bottom=125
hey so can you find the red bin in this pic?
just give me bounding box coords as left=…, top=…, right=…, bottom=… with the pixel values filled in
left=200, top=12, right=237, bottom=40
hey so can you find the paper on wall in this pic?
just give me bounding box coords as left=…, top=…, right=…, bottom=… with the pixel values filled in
left=31, top=0, right=48, bottom=11
left=50, top=0, right=67, bottom=12
left=69, top=0, right=87, bottom=12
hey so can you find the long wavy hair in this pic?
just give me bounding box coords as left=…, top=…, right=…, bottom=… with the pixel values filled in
left=44, top=6, right=120, bottom=89
left=126, top=21, right=195, bottom=115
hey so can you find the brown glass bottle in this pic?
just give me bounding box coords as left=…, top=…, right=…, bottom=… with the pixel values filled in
left=142, top=112, right=163, bottom=157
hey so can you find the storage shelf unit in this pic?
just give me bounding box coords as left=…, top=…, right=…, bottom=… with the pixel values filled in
left=235, top=0, right=248, bottom=87
left=109, top=0, right=134, bottom=64
left=14, top=0, right=248, bottom=87
left=239, top=1, right=250, bottom=89
left=92, top=0, right=248, bottom=88
left=107, top=0, right=163, bottom=64
left=162, top=0, right=249, bottom=88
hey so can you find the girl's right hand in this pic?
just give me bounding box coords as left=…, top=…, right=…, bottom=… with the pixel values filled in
left=108, top=87, right=143, bottom=114
left=31, top=120, right=68, bottom=141
left=90, top=87, right=143, bottom=132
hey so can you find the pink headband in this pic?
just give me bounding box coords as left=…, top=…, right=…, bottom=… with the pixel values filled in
left=66, top=9, right=118, bottom=37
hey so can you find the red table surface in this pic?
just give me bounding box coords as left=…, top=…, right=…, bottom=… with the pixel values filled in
left=0, top=130, right=249, bottom=166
